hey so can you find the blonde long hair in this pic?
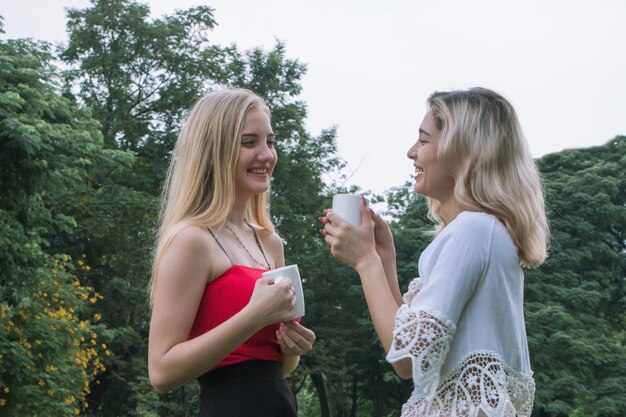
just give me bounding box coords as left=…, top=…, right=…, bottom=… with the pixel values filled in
left=427, top=88, right=549, bottom=267
left=149, top=88, right=274, bottom=303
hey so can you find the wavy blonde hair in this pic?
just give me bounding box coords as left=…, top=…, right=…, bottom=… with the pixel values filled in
left=426, top=87, right=549, bottom=267
left=149, top=88, right=274, bottom=303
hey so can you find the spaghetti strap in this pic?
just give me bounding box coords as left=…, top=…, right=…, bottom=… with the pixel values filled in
left=207, top=228, right=234, bottom=267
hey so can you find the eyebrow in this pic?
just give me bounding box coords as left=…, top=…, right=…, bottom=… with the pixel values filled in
left=418, top=128, right=432, bottom=137
left=241, top=133, right=275, bottom=139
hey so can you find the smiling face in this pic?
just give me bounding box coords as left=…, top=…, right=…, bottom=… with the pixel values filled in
left=234, top=106, right=277, bottom=198
left=406, top=109, right=455, bottom=202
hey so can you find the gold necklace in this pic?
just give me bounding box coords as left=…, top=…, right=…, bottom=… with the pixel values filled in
left=224, top=223, right=271, bottom=270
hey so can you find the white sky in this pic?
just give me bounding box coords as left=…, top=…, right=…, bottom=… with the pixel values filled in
left=3, top=0, right=626, bottom=195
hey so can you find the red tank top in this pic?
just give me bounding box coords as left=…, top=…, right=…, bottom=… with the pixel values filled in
left=188, top=265, right=283, bottom=370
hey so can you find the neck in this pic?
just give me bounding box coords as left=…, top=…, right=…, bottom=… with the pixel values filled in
left=438, top=197, right=462, bottom=225
left=227, top=195, right=251, bottom=228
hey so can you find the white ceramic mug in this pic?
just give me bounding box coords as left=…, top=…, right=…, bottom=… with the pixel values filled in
left=262, top=265, right=305, bottom=319
left=332, top=194, right=362, bottom=225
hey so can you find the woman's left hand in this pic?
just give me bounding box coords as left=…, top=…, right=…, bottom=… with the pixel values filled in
left=277, top=321, right=316, bottom=356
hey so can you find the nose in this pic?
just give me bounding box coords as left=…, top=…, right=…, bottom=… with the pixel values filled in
left=407, top=141, right=418, bottom=160
left=258, top=143, right=275, bottom=162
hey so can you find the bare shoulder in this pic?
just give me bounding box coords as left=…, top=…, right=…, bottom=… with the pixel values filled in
left=250, top=224, right=284, bottom=261
left=169, top=225, right=213, bottom=253
left=266, top=232, right=285, bottom=256
left=159, top=225, right=216, bottom=280
left=253, top=225, right=283, bottom=247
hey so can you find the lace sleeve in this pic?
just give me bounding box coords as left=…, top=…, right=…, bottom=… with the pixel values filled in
left=386, top=305, right=456, bottom=399
left=402, top=277, right=422, bottom=304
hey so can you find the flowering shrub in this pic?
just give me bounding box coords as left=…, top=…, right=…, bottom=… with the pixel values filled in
left=0, top=255, right=107, bottom=416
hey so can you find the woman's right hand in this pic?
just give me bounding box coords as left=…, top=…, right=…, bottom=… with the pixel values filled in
left=246, top=277, right=296, bottom=326
left=320, top=198, right=379, bottom=271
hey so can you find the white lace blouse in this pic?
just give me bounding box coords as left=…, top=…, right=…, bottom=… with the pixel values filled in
left=386, top=212, right=535, bottom=417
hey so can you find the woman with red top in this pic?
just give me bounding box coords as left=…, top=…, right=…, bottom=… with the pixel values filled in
left=148, top=88, right=315, bottom=417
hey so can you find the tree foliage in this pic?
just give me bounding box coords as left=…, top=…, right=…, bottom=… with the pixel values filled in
left=62, top=0, right=226, bottom=151
left=0, top=37, right=110, bottom=416
left=526, top=136, right=626, bottom=417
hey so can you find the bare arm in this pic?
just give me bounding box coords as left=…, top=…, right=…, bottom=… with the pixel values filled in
left=148, top=227, right=295, bottom=393
left=322, top=201, right=412, bottom=379
left=370, top=209, right=403, bottom=305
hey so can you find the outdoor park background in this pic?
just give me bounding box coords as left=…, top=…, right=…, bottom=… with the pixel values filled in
left=0, top=1, right=624, bottom=416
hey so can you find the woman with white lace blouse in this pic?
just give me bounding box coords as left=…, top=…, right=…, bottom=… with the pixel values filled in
left=320, top=88, right=549, bottom=417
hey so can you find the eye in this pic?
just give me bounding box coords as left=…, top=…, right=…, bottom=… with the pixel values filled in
left=267, top=139, right=276, bottom=148
left=241, top=140, right=255, bottom=148
left=418, top=139, right=428, bottom=145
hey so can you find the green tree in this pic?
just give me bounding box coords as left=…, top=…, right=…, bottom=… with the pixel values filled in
left=527, top=137, right=626, bottom=417
left=58, top=1, right=230, bottom=414
left=0, top=35, right=111, bottom=416
left=62, top=0, right=226, bottom=150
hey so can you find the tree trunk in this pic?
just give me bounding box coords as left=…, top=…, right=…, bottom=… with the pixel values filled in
left=311, top=372, right=331, bottom=417
left=373, top=365, right=386, bottom=417
left=350, top=371, right=358, bottom=417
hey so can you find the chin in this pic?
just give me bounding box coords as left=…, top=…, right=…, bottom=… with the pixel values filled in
left=252, top=186, right=271, bottom=195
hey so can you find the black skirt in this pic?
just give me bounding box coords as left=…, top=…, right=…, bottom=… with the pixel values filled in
left=197, top=360, right=298, bottom=417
